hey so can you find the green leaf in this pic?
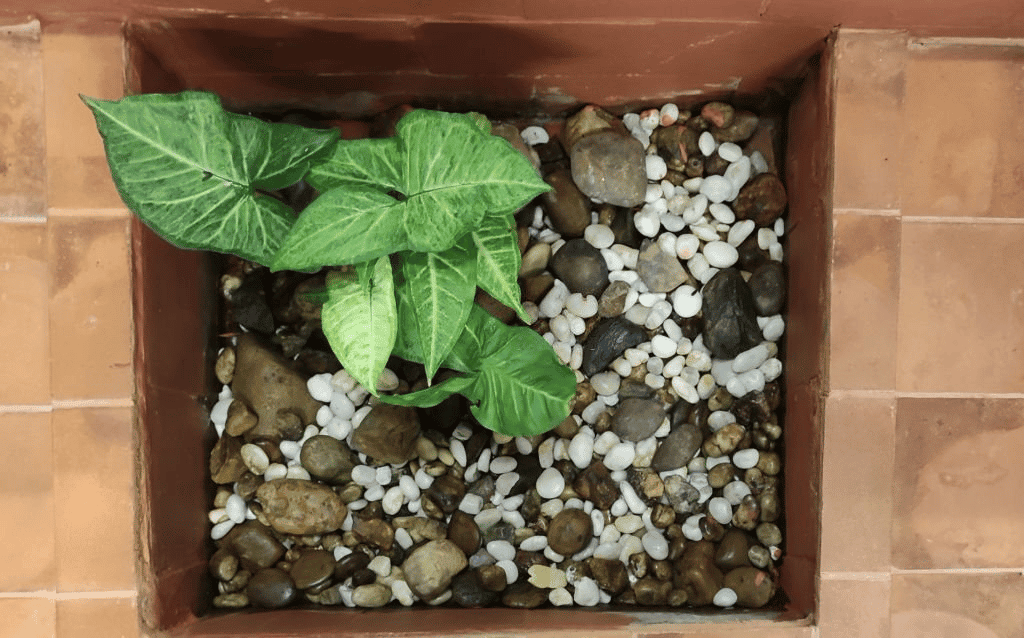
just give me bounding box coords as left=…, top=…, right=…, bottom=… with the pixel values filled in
left=377, top=374, right=476, bottom=408
left=306, top=137, right=402, bottom=192
left=472, top=212, right=530, bottom=323
left=399, top=237, right=477, bottom=381
left=271, top=186, right=410, bottom=270
left=461, top=307, right=576, bottom=437
left=83, top=91, right=338, bottom=265
left=321, top=257, right=397, bottom=395
left=277, top=110, right=550, bottom=268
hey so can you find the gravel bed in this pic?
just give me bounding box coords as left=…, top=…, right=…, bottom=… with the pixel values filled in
left=206, top=101, right=787, bottom=611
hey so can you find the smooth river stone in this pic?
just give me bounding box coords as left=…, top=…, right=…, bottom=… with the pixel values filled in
left=580, top=316, right=646, bottom=377
left=570, top=130, right=647, bottom=208
left=255, top=478, right=347, bottom=535
left=701, top=268, right=762, bottom=359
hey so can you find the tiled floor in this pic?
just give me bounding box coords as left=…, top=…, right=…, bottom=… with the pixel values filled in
left=1, top=22, right=1023, bottom=638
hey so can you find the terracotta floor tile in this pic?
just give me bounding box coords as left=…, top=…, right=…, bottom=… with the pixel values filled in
left=903, top=48, right=1024, bottom=218
left=53, top=407, right=135, bottom=592
left=57, top=597, right=137, bottom=638
left=0, top=20, right=46, bottom=220
left=0, top=413, right=56, bottom=592
left=0, top=222, right=51, bottom=404
left=893, top=397, right=1024, bottom=569
left=42, top=30, right=125, bottom=209
left=48, top=216, right=132, bottom=400
left=0, top=597, right=56, bottom=638
left=820, top=394, right=894, bottom=573
left=818, top=577, right=891, bottom=638
left=829, top=213, right=900, bottom=391
left=896, top=221, right=1024, bottom=393
left=892, top=572, right=1024, bottom=638
left=832, top=30, right=906, bottom=211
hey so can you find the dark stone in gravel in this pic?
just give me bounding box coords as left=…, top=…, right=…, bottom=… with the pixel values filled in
left=570, top=130, right=647, bottom=208
left=611, top=397, right=667, bottom=442
left=424, top=473, right=465, bottom=516
left=598, top=280, right=631, bottom=318
left=587, top=557, right=629, bottom=594
left=701, top=268, right=763, bottom=359
left=547, top=508, right=593, bottom=556
left=223, top=521, right=285, bottom=572
left=651, top=423, right=702, bottom=472
left=619, top=378, right=656, bottom=400
left=733, top=173, right=787, bottom=227
left=573, top=462, right=620, bottom=511
left=333, top=551, right=371, bottom=582
left=451, top=569, right=499, bottom=608
left=747, top=261, right=786, bottom=316
left=290, top=550, right=335, bottom=590
left=502, top=581, right=548, bottom=608
left=447, top=510, right=481, bottom=557
left=549, top=238, right=609, bottom=297
left=581, top=316, right=646, bottom=377
left=246, top=568, right=297, bottom=609
left=300, top=435, right=357, bottom=483
left=230, top=270, right=275, bottom=335
left=724, top=566, right=776, bottom=608
left=541, top=168, right=592, bottom=238
left=350, top=404, right=420, bottom=465
left=715, top=529, right=753, bottom=570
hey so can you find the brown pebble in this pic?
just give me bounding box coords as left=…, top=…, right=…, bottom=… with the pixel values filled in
left=209, top=548, right=238, bottom=582
left=547, top=508, right=593, bottom=556
left=673, top=541, right=724, bottom=606
left=733, top=173, right=787, bottom=227
left=223, top=521, right=285, bottom=572
left=350, top=568, right=376, bottom=587
left=627, top=552, right=648, bottom=580
left=573, top=462, right=620, bottom=510
left=246, top=568, right=297, bottom=609
left=447, top=510, right=481, bottom=557
left=756, top=523, right=782, bottom=547
left=732, top=494, right=760, bottom=530
left=213, top=592, right=248, bottom=608
left=215, top=346, right=236, bottom=385
left=234, top=472, right=263, bottom=501
left=587, top=557, right=628, bottom=594
left=210, top=435, right=248, bottom=485
left=724, top=566, right=776, bottom=608
left=478, top=564, right=508, bottom=592
left=225, top=399, right=258, bottom=436
left=700, top=515, right=725, bottom=542
left=290, top=549, right=335, bottom=590
left=352, top=583, right=391, bottom=608
left=333, top=551, right=371, bottom=582
left=703, top=423, right=745, bottom=457
left=353, top=518, right=394, bottom=551
left=715, top=529, right=753, bottom=570
left=633, top=576, right=671, bottom=605
left=650, top=503, right=676, bottom=529
left=757, top=451, right=782, bottom=476
left=708, top=462, right=738, bottom=488
left=501, top=581, right=548, bottom=608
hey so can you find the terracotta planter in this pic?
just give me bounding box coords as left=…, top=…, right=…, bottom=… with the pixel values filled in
left=130, top=17, right=833, bottom=636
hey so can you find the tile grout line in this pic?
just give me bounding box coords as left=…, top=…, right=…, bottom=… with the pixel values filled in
left=897, top=391, right=1024, bottom=399
left=0, top=590, right=137, bottom=600
left=892, top=567, right=1024, bottom=575
left=0, top=215, right=48, bottom=224
left=47, top=208, right=129, bottom=218
left=832, top=208, right=901, bottom=217
left=0, top=398, right=134, bottom=413
left=820, top=571, right=891, bottom=581
left=902, top=215, right=1024, bottom=224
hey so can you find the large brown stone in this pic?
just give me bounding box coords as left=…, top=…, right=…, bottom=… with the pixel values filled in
left=401, top=539, right=468, bottom=602
left=350, top=404, right=420, bottom=464
left=255, top=479, right=347, bottom=535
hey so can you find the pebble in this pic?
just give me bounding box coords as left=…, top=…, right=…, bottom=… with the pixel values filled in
left=733, top=448, right=760, bottom=469
left=717, top=142, right=742, bottom=162
left=306, top=373, right=333, bottom=403
left=549, top=587, right=574, bottom=606
left=520, top=125, right=549, bottom=145
left=240, top=444, right=270, bottom=475
left=645, top=155, right=668, bottom=181
left=703, top=241, right=739, bottom=268
left=487, top=540, right=516, bottom=562
left=700, top=175, right=733, bottom=203
left=602, top=442, right=636, bottom=471
left=671, top=285, right=702, bottom=318
left=537, top=467, right=566, bottom=499
left=713, top=587, right=738, bottom=608
left=570, top=131, right=647, bottom=208
left=490, top=456, right=518, bottom=474
left=708, top=497, right=734, bottom=525
left=698, top=131, right=716, bottom=156
left=584, top=224, right=616, bottom=249
left=641, top=529, right=669, bottom=560
left=568, top=433, right=595, bottom=469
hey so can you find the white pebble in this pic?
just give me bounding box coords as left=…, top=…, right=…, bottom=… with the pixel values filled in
left=520, top=535, right=548, bottom=552
left=351, top=405, right=372, bottom=428
left=363, top=484, right=385, bottom=501
left=225, top=494, right=246, bottom=525
left=544, top=546, right=565, bottom=563
left=351, top=465, right=376, bottom=486
left=660, top=213, right=687, bottom=233
left=697, top=374, right=717, bottom=399
left=706, top=455, right=730, bottom=469
left=475, top=507, right=503, bottom=530
left=610, top=498, right=629, bottom=518
left=264, top=463, right=287, bottom=481
left=708, top=202, right=736, bottom=224
left=487, top=540, right=516, bottom=562
left=761, top=357, right=783, bottom=382
left=549, top=587, right=573, bottom=606
left=581, top=398, right=607, bottom=425
left=672, top=285, right=702, bottom=318
left=490, top=456, right=517, bottom=474
left=690, top=223, right=720, bottom=242
left=685, top=350, right=712, bottom=372
left=682, top=515, right=704, bottom=541
left=541, top=498, right=565, bottom=519
left=774, top=216, right=786, bottom=236
left=733, top=344, right=769, bottom=373
left=593, top=431, right=620, bottom=456
left=210, top=519, right=235, bottom=540
left=568, top=433, right=594, bottom=470
left=646, top=356, right=664, bottom=376
left=634, top=206, right=661, bottom=237
left=589, top=371, right=620, bottom=396
left=727, top=219, right=756, bottom=247
left=739, top=368, right=766, bottom=394
left=574, top=577, right=601, bottom=606
left=698, top=131, right=716, bottom=156
left=649, top=334, right=676, bottom=359
left=520, top=125, right=549, bottom=146
left=375, top=465, right=392, bottom=486
left=714, top=587, right=738, bottom=608
left=539, top=280, right=569, bottom=318
left=762, top=315, right=785, bottom=341
left=671, top=377, right=700, bottom=404
left=584, top=224, right=615, bottom=249
left=368, top=555, right=391, bottom=577
left=757, top=228, right=777, bottom=250
left=644, top=300, right=673, bottom=329
left=733, top=448, right=760, bottom=469
left=723, top=480, right=752, bottom=505
left=644, top=373, right=665, bottom=389
left=619, top=482, right=647, bottom=515
left=769, top=242, right=784, bottom=261
left=495, top=472, right=519, bottom=496
left=642, top=529, right=669, bottom=560
left=537, top=467, right=566, bottom=499
left=306, top=373, right=333, bottom=402
left=659, top=103, right=679, bottom=126
left=603, top=442, right=636, bottom=471
left=708, top=411, right=736, bottom=431
left=496, top=560, right=519, bottom=585
left=717, top=142, right=743, bottom=162
left=708, top=497, right=733, bottom=525
left=725, top=156, right=751, bottom=197
left=703, top=241, right=739, bottom=268
left=700, top=175, right=732, bottom=203
left=566, top=293, right=599, bottom=318
left=645, top=154, right=668, bottom=181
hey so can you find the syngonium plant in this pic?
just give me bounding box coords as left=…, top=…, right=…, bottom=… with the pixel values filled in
left=84, top=90, right=576, bottom=437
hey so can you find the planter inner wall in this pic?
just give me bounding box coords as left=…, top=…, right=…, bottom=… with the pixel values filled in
left=131, top=17, right=832, bottom=635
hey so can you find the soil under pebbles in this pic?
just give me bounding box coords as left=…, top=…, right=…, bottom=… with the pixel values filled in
left=206, top=101, right=789, bottom=612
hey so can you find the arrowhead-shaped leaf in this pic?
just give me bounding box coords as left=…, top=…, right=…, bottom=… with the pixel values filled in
left=377, top=374, right=476, bottom=408
left=306, top=137, right=402, bottom=192
left=83, top=91, right=338, bottom=265
left=276, top=109, right=550, bottom=268
left=472, top=212, right=530, bottom=323
left=321, top=257, right=398, bottom=395
left=398, top=236, right=477, bottom=381
left=271, top=186, right=411, bottom=270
